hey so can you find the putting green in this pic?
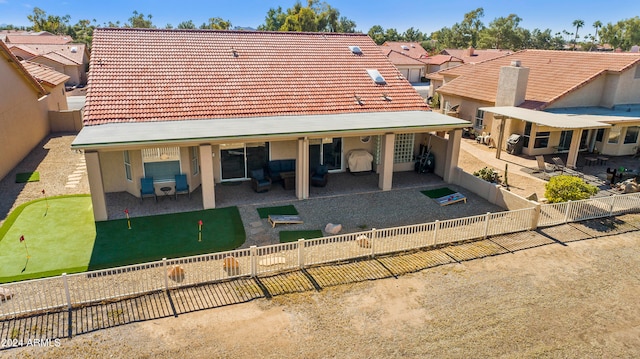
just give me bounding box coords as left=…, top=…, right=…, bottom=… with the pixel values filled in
left=0, top=196, right=95, bottom=283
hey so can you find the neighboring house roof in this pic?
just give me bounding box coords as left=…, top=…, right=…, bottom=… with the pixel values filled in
left=5, top=34, right=74, bottom=44
left=0, top=41, right=47, bottom=97
left=84, top=28, right=429, bottom=126
left=441, top=48, right=510, bottom=64
left=11, top=43, right=87, bottom=65
left=7, top=44, right=38, bottom=57
left=422, top=54, right=463, bottom=66
left=32, top=51, right=81, bottom=66
left=21, top=61, right=70, bottom=87
left=386, top=50, right=427, bottom=66
left=437, top=50, right=640, bottom=109
left=380, top=42, right=428, bottom=59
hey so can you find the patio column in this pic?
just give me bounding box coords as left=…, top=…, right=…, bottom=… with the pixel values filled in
left=199, top=144, right=215, bottom=209
left=494, top=116, right=506, bottom=159
left=85, top=151, right=108, bottom=221
left=378, top=133, right=395, bottom=191
left=296, top=137, right=309, bottom=199
left=566, top=129, right=583, bottom=169
left=444, top=129, right=462, bottom=183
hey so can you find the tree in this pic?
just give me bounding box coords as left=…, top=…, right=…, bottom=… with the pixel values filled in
left=544, top=175, right=598, bottom=203
left=177, top=20, right=196, bottom=29
left=592, top=20, right=602, bottom=43
left=403, top=27, right=424, bottom=42
left=259, top=1, right=356, bottom=33
left=200, top=17, right=232, bottom=30
left=125, top=10, right=154, bottom=28
left=461, top=7, right=485, bottom=47
left=367, top=25, right=386, bottom=45
left=258, top=6, right=287, bottom=31
left=27, top=7, right=69, bottom=34
left=572, top=19, right=584, bottom=49
left=478, top=14, right=524, bottom=50
left=600, top=17, right=640, bottom=51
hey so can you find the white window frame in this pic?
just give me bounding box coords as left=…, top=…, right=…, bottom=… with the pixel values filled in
left=191, top=147, right=199, bottom=176
left=475, top=109, right=485, bottom=129
left=123, top=150, right=132, bottom=182
left=142, top=147, right=181, bottom=182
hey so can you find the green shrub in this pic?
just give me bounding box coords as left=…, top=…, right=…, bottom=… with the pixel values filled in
left=544, top=175, right=598, bottom=203
left=473, top=167, right=501, bottom=183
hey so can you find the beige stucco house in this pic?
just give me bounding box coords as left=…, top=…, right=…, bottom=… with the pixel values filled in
left=71, top=28, right=471, bottom=221
left=0, top=41, right=70, bottom=181
left=434, top=50, right=640, bottom=168
left=7, top=43, right=89, bottom=86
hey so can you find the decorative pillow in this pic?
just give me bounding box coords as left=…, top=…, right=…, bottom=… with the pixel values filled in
left=316, top=165, right=328, bottom=175
left=251, top=169, right=265, bottom=181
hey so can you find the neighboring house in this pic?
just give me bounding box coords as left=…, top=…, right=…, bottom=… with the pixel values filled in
left=440, top=47, right=510, bottom=65
left=384, top=50, right=426, bottom=82
left=4, top=33, right=74, bottom=45
left=435, top=50, right=640, bottom=168
left=7, top=42, right=89, bottom=85
left=421, top=54, right=463, bottom=74
left=0, top=41, right=69, bottom=181
left=71, top=28, right=470, bottom=221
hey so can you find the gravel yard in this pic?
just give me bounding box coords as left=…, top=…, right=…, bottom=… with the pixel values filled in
left=9, top=220, right=640, bottom=358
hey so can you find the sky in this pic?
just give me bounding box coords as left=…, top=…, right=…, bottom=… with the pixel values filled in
left=1, top=0, right=639, bottom=37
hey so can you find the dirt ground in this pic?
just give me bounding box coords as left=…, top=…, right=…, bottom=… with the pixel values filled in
left=10, top=227, right=640, bottom=358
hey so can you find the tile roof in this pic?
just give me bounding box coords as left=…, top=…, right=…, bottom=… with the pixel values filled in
left=0, top=41, right=47, bottom=97
left=440, top=48, right=511, bottom=64
left=84, top=28, right=429, bottom=126
left=5, top=34, right=74, bottom=45
left=12, top=43, right=87, bottom=65
left=21, top=61, right=70, bottom=87
left=386, top=50, right=427, bottom=66
left=436, top=50, right=640, bottom=109
left=422, top=54, right=463, bottom=66
left=380, top=42, right=428, bottom=59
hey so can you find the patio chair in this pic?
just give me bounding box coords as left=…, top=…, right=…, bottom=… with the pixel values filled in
left=174, top=173, right=190, bottom=200
left=535, top=156, right=552, bottom=173
left=140, top=177, right=157, bottom=202
left=552, top=157, right=584, bottom=178
left=311, top=165, right=329, bottom=187
left=250, top=168, right=272, bottom=193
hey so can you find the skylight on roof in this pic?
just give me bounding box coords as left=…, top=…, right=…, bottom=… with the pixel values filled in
left=401, top=45, right=410, bottom=50
left=349, top=46, right=362, bottom=55
left=366, top=69, right=386, bottom=85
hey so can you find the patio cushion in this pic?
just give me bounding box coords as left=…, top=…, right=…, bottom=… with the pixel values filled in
left=251, top=169, right=265, bottom=181
left=316, top=165, right=328, bottom=175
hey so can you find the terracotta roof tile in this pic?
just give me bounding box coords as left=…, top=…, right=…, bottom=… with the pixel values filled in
left=386, top=50, right=427, bottom=66
left=422, top=54, right=463, bottom=66
left=6, top=34, right=74, bottom=45
left=380, top=42, right=428, bottom=59
left=441, top=48, right=511, bottom=64
left=437, top=50, right=640, bottom=109
left=84, top=29, right=428, bottom=125
left=13, top=43, right=88, bottom=65
left=21, top=61, right=70, bottom=87
left=0, top=41, right=47, bottom=96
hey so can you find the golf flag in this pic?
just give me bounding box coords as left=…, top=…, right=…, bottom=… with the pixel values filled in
left=20, top=235, right=25, bottom=242
left=41, top=189, right=45, bottom=194
left=124, top=209, right=129, bottom=215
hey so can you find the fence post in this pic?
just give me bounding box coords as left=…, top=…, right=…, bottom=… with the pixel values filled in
left=62, top=273, right=72, bottom=310
left=609, top=195, right=616, bottom=216
left=250, top=246, right=257, bottom=276
left=162, top=258, right=169, bottom=291
left=297, top=239, right=305, bottom=268
left=483, top=212, right=491, bottom=239
left=370, top=228, right=377, bottom=258
left=531, top=204, right=541, bottom=230
left=564, top=200, right=572, bottom=223
left=432, top=220, right=439, bottom=245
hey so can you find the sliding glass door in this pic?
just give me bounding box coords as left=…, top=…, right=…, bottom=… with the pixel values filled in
left=220, top=142, right=269, bottom=181
left=309, top=138, right=342, bottom=171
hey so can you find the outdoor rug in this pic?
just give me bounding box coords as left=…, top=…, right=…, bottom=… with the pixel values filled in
left=257, top=205, right=298, bottom=219
left=421, top=187, right=456, bottom=198
left=279, top=230, right=323, bottom=243
left=15, top=172, right=40, bottom=183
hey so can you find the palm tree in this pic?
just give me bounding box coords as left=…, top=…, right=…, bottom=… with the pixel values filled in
left=593, top=20, right=602, bottom=43
left=572, top=19, right=584, bottom=49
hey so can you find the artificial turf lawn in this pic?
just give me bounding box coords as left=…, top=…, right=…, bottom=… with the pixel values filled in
left=15, top=171, right=39, bottom=183
left=279, top=230, right=323, bottom=243
left=0, top=196, right=246, bottom=282
left=421, top=187, right=456, bottom=199
left=88, top=206, right=245, bottom=270
left=256, top=205, right=298, bottom=219
left=0, top=195, right=95, bottom=283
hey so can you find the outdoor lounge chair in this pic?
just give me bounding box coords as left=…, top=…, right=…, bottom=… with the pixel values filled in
left=140, top=177, right=157, bottom=202
left=311, top=165, right=329, bottom=187
left=552, top=157, right=584, bottom=178
left=250, top=169, right=272, bottom=193
left=174, top=174, right=190, bottom=199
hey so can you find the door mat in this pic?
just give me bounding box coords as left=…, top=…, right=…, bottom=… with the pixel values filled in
left=15, top=172, right=40, bottom=183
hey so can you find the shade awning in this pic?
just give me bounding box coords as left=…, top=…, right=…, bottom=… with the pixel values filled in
left=72, top=111, right=471, bottom=150
left=480, top=106, right=610, bottom=129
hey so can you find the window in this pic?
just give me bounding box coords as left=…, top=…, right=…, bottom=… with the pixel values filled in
left=608, top=127, right=621, bottom=144
left=475, top=109, right=485, bottom=129
left=595, top=128, right=604, bottom=142
left=533, top=131, right=550, bottom=148
left=624, top=126, right=640, bottom=144
left=523, top=122, right=532, bottom=148
left=123, top=151, right=132, bottom=181
left=191, top=147, right=199, bottom=176
left=393, top=133, right=415, bottom=163
left=142, top=147, right=181, bottom=182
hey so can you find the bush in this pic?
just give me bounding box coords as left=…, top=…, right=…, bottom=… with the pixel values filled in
left=544, top=175, right=598, bottom=203
left=473, top=167, right=501, bottom=183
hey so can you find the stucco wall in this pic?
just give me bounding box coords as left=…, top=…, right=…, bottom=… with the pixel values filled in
left=0, top=60, right=49, bottom=181
left=43, top=84, right=68, bottom=111
left=49, top=110, right=82, bottom=132
left=270, top=140, right=297, bottom=160
left=100, top=151, right=128, bottom=193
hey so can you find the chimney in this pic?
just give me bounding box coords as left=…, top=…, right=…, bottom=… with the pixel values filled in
left=465, top=46, right=475, bottom=57
left=495, top=60, right=529, bottom=107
